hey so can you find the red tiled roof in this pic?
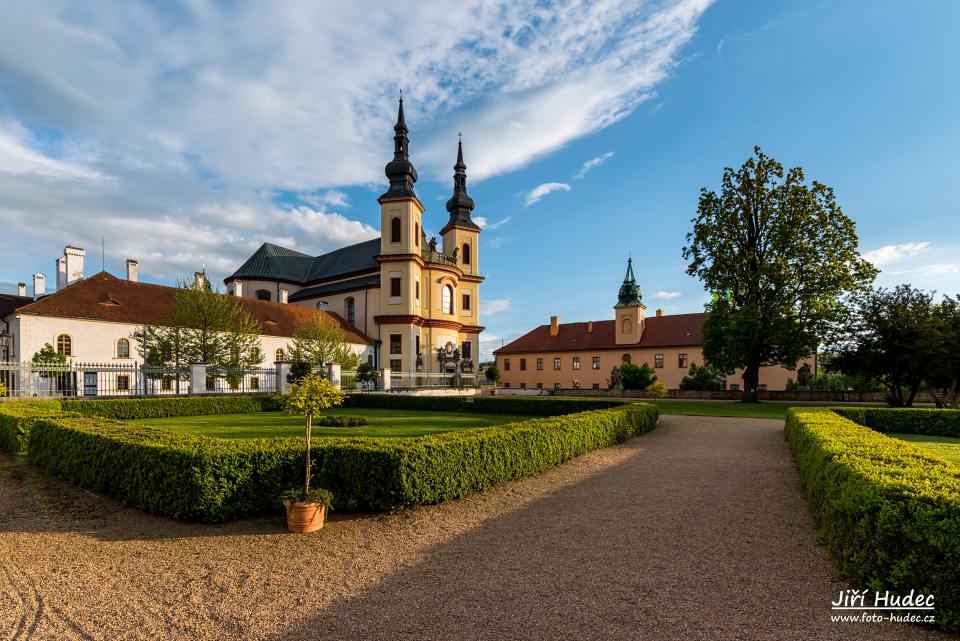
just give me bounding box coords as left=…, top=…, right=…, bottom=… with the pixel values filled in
left=13, top=272, right=373, bottom=345
left=494, top=313, right=707, bottom=354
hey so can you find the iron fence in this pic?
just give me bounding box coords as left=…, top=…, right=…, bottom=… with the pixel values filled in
left=204, top=366, right=277, bottom=395
left=388, top=371, right=478, bottom=390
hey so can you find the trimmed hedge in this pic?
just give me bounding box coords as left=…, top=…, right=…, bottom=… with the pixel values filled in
left=342, top=393, right=469, bottom=412
left=61, top=395, right=281, bottom=420
left=28, top=403, right=658, bottom=521
left=471, top=396, right=631, bottom=416
left=0, top=400, right=70, bottom=455
left=785, top=408, right=960, bottom=632
left=832, top=406, right=960, bottom=438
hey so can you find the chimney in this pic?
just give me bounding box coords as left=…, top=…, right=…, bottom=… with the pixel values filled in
left=587, top=321, right=593, bottom=333
left=194, top=271, right=206, bottom=289
left=17, top=282, right=26, bottom=297
left=64, top=246, right=85, bottom=285
left=550, top=315, right=559, bottom=336
left=33, top=273, right=45, bottom=299
left=280, top=288, right=289, bottom=304
left=656, top=308, right=664, bottom=317
left=56, top=256, right=66, bottom=291
left=233, top=281, right=243, bottom=297
left=126, top=259, right=138, bottom=282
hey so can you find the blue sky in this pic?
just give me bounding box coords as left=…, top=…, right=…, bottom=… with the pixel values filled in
left=1, top=0, right=958, bottom=358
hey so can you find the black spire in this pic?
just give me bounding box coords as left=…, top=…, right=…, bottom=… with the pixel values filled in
left=381, top=94, right=418, bottom=199
left=443, top=135, right=480, bottom=232
left=615, top=257, right=643, bottom=307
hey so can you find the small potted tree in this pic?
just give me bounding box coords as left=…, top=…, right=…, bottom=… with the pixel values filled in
left=280, top=373, right=345, bottom=533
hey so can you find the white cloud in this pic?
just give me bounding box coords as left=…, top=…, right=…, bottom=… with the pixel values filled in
left=574, top=151, right=614, bottom=179
left=653, top=291, right=682, bottom=300
left=862, top=242, right=930, bottom=266
left=890, top=263, right=960, bottom=277
left=480, top=299, right=512, bottom=316
left=303, top=190, right=350, bottom=209
left=486, top=236, right=510, bottom=250
left=474, top=215, right=511, bottom=231
left=525, top=182, right=571, bottom=207
left=0, top=120, right=103, bottom=181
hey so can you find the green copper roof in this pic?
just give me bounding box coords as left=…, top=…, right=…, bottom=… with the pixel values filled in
left=228, top=238, right=380, bottom=284
left=615, top=257, right=643, bottom=307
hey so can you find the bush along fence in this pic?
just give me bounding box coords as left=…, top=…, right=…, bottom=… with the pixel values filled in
left=830, top=407, right=960, bottom=438
left=24, top=399, right=658, bottom=522
left=785, top=408, right=960, bottom=632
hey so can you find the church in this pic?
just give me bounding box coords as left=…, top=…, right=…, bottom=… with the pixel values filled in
left=224, top=97, right=484, bottom=374
left=494, top=258, right=811, bottom=392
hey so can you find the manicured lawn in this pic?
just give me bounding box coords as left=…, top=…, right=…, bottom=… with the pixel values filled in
left=646, top=399, right=846, bottom=420
left=130, top=408, right=535, bottom=439
left=892, top=433, right=960, bottom=467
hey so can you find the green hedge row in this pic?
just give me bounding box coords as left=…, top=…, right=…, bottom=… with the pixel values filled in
left=341, top=393, right=469, bottom=412
left=832, top=406, right=960, bottom=438
left=61, top=395, right=281, bottom=420
left=785, top=408, right=960, bottom=632
left=343, top=393, right=633, bottom=416
left=0, top=400, right=69, bottom=455
left=28, top=403, right=658, bottom=522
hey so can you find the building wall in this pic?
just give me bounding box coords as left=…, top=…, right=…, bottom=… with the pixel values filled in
left=496, top=346, right=812, bottom=391
left=8, top=314, right=372, bottom=366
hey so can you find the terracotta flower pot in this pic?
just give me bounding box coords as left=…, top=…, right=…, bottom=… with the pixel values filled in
left=283, top=500, right=327, bottom=533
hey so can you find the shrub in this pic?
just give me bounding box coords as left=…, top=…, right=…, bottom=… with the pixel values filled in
left=645, top=381, right=668, bottom=398
left=316, top=415, right=367, bottom=427
left=620, top=362, right=656, bottom=390
left=287, top=361, right=313, bottom=384
left=678, top=363, right=722, bottom=391
left=485, top=365, right=501, bottom=383
left=471, top=396, right=631, bottom=416
left=342, top=393, right=470, bottom=412
left=61, top=395, right=280, bottom=420
left=0, top=400, right=71, bottom=454
left=29, top=404, right=658, bottom=521
left=785, top=408, right=960, bottom=632
left=831, top=406, right=960, bottom=438
left=0, top=381, right=6, bottom=396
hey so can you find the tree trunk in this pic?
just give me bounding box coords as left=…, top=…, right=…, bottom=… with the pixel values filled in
left=741, top=362, right=760, bottom=403
left=304, top=413, right=312, bottom=496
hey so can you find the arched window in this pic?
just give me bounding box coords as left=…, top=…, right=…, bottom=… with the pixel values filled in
left=622, top=317, right=632, bottom=334
left=345, top=297, right=355, bottom=324
left=621, top=353, right=632, bottom=365
left=275, top=348, right=285, bottom=362
left=256, top=289, right=271, bottom=301
left=367, top=354, right=374, bottom=366
left=116, top=338, right=130, bottom=359
left=56, top=334, right=72, bottom=356
left=442, top=284, right=453, bottom=314
left=391, top=217, right=402, bottom=243
left=415, top=223, right=419, bottom=247
left=462, top=243, right=471, bottom=265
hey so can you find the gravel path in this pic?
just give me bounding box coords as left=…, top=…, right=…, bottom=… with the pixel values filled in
left=0, top=415, right=954, bottom=640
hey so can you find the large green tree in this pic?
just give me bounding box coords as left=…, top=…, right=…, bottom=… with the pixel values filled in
left=288, top=314, right=362, bottom=371
left=133, top=276, right=263, bottom=371
left=683, top=147, right=876, bottom=402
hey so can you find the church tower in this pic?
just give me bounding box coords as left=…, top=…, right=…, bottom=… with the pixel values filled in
left=379, top=95, right=424, bottom=258
left=614, top=257, right=645, bottom=345
left=440, top=137, right=481, bottom=276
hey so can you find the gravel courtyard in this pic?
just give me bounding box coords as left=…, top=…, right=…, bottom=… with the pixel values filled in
left=1, top=415, right=953, bottom=640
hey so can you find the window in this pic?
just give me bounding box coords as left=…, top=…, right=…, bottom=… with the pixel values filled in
left=553, top=357, right=561, bottom=370
left=462, top=293, right=471, bottom=311
left=390, top=334, right=402, bottom=355
left=730, top=383, right=740, bottom=392
left=655, top=353, right=664, bottom=368
left=367, top=355, right=374, bottom=366
left=462, top=243, right=471, bottom=265
left=250, top=377, right=260, bottom=391
left=504, top=359, right=510, bottom=371
left=536, top=358, right=543, bottom=371
left=519, top=382, right=526, bottom=389
left=536, top=382, right=543, bottom=389
left=56, top=334, right=72, bottom=356
left=442, top=285, right=453, bottom=314
left=461, top=341, right=472, bottom=360
left=592, top=383, right=600, bottom=390
left=116, top=375, right=130, bottom=392
left=256, top=289, right=271, bottom=301
left=390, top=358, right=401, bottom=371
left=622, top=317, right=632, bottom=335
left=415, top=280, right=420, bottom=301
left=592, top=356, right=600, bottom=370
left=116, top=338, right=130, bottom=359
left=391, top=217, right=401, bottom=243
left=416, top=335, right=421, bottom=358
left=622, top=353, right=632, bottom=365
left=391, top=277, right=402, bottom=298
left=758, top=384, right=767, bottom=391
left=519, top=358, right=526, bottom=371
left=679, top=353, right=689, bottom=368
left=345, top=297, right=355, bottom=324
left=160, top=377, right=173, bottom=391
left=205, top=376, right=215, bottom=391
left=275, top=348, right=285, bottom=362
left=572, top=357, right=581, bottom=370
left=415, top=223, right=419, bottom=246
left=554, top=383, right=561, bottom=390
left=504, top=382, right=511, bottom=388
